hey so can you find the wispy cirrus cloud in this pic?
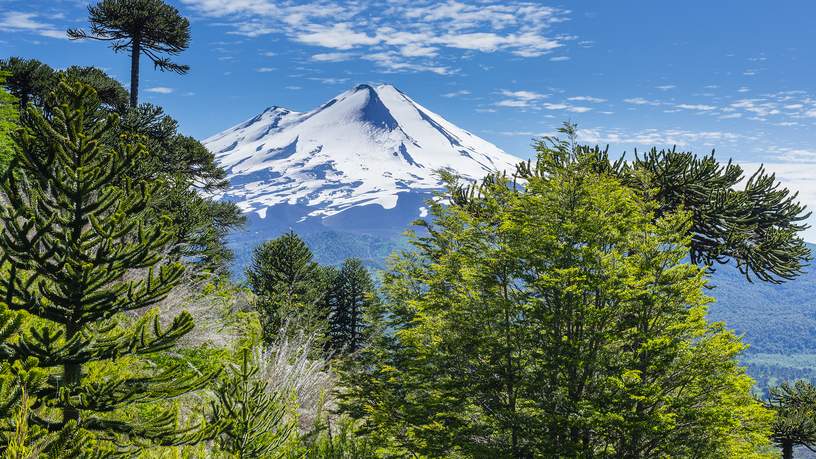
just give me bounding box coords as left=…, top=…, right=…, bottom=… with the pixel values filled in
left=311, top=52, right=354, bottom=62
left=496, top=89, right=592, bottom=112
left=0, top=11, right=66, bottom=39
left=623, top=97, right=662, bottom=106
left=496, top=89, right=548, bottom=108
left=442, top=90, right=471, bottom=98
left=181, top=0, right=573, bottom=74
left=146, top=87, right=174, bottom=94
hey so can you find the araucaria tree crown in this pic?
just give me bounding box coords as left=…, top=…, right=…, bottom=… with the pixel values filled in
left=68, top=0, right=191, bottom=107
left=0, top=81, right=210, bottom=449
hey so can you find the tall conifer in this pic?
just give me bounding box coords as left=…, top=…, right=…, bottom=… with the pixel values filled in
left=68, top=0, right=191, bottom=106
left=328, top=259, right=374, bottom=354
left=0, top=81, right=210, bottom=447
left=246, top=231, right=323, bottom=343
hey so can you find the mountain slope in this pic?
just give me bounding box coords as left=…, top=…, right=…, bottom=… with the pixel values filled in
left=205, top=83, right=521, bottom=222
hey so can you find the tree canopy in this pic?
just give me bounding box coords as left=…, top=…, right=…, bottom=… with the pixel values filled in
left=68, top=0, right=191, bottom=106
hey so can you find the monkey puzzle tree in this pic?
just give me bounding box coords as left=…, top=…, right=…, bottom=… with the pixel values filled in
left=211, top=349, right=293, bottom=458
left=768, top=380, right=816, bottom=459
left=68, top=0, right=191, bottom=107
left=0, top=81, right=210, bottom=447
left=519, top=122, right=811, bottom=284
left=246, top=231, right=324, bottom=343
left=0, top=58, right=55, bottom=112
left=328, top=258, right=375, bottom=354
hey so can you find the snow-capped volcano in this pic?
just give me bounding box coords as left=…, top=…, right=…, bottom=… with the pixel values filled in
left=205, top=84, right=521, bottom=221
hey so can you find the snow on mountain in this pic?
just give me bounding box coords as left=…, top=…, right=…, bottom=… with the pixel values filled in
left=204, top=83, right=522, bottom=221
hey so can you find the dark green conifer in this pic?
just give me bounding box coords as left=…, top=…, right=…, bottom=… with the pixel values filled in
left=61, top=66, right=130, bottom=112
left=246, top=231, right=323, bottom=343
left=0, top=81, right=210, bottom=447
left=68, top=0, right=191, bottom=106
left=328, top=259, right=374, bottom=354
left=0, top=58, right=55, bottom=112
left=768, top=380, right=816, bottom=459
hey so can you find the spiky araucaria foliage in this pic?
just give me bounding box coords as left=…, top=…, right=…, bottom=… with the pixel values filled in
left=212, top=348, right=294, bottom=458
left=768, top=380, right=816, bottom=459
left=68, top=0, right=190, bottom=107
left=516, top=122, right=811, bottom=284
left=246, top=231, right=327, bottom=344
left=0, top=81, right=213, bottom=449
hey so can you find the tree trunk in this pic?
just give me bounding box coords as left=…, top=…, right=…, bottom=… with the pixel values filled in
left=130, top=38, right=141, bottom=107
left=782, top=440, right=794, bottom=459
left=63, top=322, right=81, bottom=426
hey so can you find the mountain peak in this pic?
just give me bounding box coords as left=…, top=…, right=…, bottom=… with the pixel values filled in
left=205, top=84, right=521, bottom=220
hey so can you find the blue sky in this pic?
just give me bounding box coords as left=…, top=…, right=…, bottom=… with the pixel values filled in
left=3, top=0, right=816, bottom=238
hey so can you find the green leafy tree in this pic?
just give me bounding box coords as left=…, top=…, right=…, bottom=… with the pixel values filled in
left=246, top=231, right=324, bottom=343
left=328, top=258, right=375, bottom=354
left=119, top=104, right=244, bottom=274
left=212, top=349, right=293, bottom=458
left=768, top=380, right=816, bottom=459
left=68, top=0, right=191, bottom=106
left=518, top=122, right=811, bottom=283
left=0, top=81, right=211, bottom=448
left=346, top=156, right=773, bottom=457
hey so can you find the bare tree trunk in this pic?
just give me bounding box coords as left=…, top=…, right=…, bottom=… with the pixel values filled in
left=130, top=38, right=141, bottom=107
left=782, top=440, right=794, bottom=459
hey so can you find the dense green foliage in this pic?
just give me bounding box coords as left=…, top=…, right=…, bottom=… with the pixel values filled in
left=247, top=231, right=327, bottom=343
left=0, top=81, right=211, bottom=451
left=0, top=77, right=17, bottom=174
left=1, top=3, right=812, bottom=453
left=212, top=348, right=293, bottom=457
left=327, top=258, right=375, bottom=354
left=0, top=58, right=54, bottom=112
left=342, top=147, right=774, bottom=457
left=520, top=124, right=811, bottom=283
left=0, top=57, right=245, bottom=275
left=68, top=0, right=191, bottom=106
left=768, top=380, right=816, bottom=459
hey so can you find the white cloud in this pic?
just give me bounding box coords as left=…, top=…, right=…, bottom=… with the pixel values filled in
left=549, top=56, right=570, bottom=62
left=256, top=67, right=276, bottom=72
left=312, top=52, right=353, bottom=62
left=0, top=11, right=66, bottom=39
left=496, top=90, right=592, bottom=112
left=146, top=87, right=174, bottom=94
left=363, top=51, right=452, bottom=75
left=442, top=90, right=471, bottom=98
left=296, top=23, right=379, bottom=49
left=181, top=0, right=572, bottom=74
left=656, top=85, right=676, bottom=91
left=496, top=89, right=547, bottom=108
left=675, top=103, right=717, bottom=111
left=574, top=127, right=745, bottom=149
left=307, top=77, right=349, bottom=85
left=568, top=96, right=606, bottom=103
left=624, top=97, right=661, bottom=106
